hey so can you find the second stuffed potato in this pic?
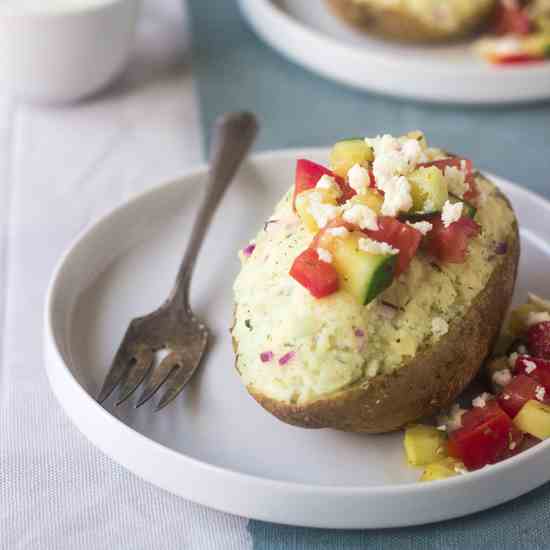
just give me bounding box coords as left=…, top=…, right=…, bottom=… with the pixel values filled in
left=326, top=0, right=498, bottom=42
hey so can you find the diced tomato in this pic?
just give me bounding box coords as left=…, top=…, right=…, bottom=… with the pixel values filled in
left=497, top=374, right=544, bottom=418
left=448, top=400, right=513, bottom=470
left=363, top=216, right=422, bottom=276
left=424, top=215, right=481, bottom=264
left=515, top=355, right=550, bottom=390
left=289, top=248, right=339, bottom=299
left=294, top=159, right=335, bottom=209
left=293, top=159, right=349, bottom=210
left=526, top=321, right=550, bottom=359
left=492, top=2, right=532, bottom=36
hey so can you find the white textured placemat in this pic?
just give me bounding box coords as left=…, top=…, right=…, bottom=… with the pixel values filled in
left=0, top=1, right=251, bottom=548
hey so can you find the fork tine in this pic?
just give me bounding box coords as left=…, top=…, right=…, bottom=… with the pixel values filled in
left=115, top=347, right=154, bottom=406
left=154, top=356, right=202, bottom=411
left=135, top=351, right=181, bottom=408
left=97, top=343, right=132, bottom=404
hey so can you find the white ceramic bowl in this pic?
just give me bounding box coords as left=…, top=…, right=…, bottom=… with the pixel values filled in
left=0, top=0, right=140, bottom=104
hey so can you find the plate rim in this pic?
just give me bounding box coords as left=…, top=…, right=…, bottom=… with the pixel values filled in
left=238, top=0, right=550, bottom=103
left=44, top=147, right=550, bottom=528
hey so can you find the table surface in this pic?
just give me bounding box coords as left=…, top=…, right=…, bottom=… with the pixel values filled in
left=0, top=1, right=253, bottom=548
left=3, top=0, right=550, bottom=548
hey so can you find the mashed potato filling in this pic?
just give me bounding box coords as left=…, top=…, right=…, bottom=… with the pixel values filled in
left=233, top=174, right=515, bottom=405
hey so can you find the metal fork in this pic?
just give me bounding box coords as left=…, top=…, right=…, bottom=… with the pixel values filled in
left=97, top=111, right=259, bottom=411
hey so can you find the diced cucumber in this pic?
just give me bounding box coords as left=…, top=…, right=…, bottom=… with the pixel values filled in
left=331, top=232, right=396, bottom=305
left=408, top=166, right=448, bottom=214
left=449, top=194, right=476, bottom=219
left=404, top=425, right=448, bottom=466
left=330, top=139, right=373, bottom=179
left=420, top=458, right=463, bottom=482
left=514, top=400, right=550, bottom=440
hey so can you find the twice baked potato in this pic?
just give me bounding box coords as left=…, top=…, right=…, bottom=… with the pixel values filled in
left=326, top=0, right=497, bottom=42
left=232, top=133, right=519, bottom=433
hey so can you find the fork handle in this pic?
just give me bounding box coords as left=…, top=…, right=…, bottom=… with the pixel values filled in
left=168, top=111, right=259, bottom=314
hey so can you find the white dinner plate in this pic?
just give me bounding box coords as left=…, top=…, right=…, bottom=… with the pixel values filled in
left=238, top=0, right=550, bottom=104
left=45, top=148, right=550, bottom=529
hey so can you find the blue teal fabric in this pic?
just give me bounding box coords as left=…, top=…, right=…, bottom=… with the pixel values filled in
left=188, top=0, right=550, bottom=546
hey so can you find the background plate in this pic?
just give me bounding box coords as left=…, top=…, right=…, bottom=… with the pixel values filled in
left=45, top=149, right=550, bottom=528
left=238, top=0, right=550, bottom=104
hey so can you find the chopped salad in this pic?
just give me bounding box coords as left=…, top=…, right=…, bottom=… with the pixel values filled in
left=476, top=0, right=550, bottom=65
left=404, top=294, right=550, bottom=481
left=286, top=134, right=482, bottom=305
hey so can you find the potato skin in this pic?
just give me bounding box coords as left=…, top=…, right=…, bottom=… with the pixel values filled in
left=325, top=0, right=496, bottom=43
left=239, top=221, right=519, bottom=434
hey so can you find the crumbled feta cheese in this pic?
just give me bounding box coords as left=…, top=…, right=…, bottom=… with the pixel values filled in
left=509, top=352, right=519, bottom=367
left=446, top=404, right=466, bottom=431
left=317, top=247, right=333, bottom=264
left=406, top=220, right=433, bottom=235
left=492, top=369, right=512, bottom=387
left=445, top=166, right=468, bottom=198
left=307, top=192, right=341, bottom=228
left=380, top=176, right=413, bottom=216
left=527, top=311, right=550, bottom=327
left=431, top=317, right=449, bottom=338
left=536, top=385, right=546, bottom=402
left=472, top=392, right=493, bottom=409
left=316, top=174, right=342, bottom=198
left=367, top=134, right=425, bottom=194
left=401, top=138, right=426, bottom=165
left=327, top=226, right=349, bottom=238
left=524, top=360, right=538, bottom=374
left=342, top=203, right=378, bottom=231
left=358, top=238, right=399, bottom=256
left=436, top=425, right=447, bottom=431
left=441, top=200, right=463, bottom=228
left=347, top=164, right=371, bottom=195
left=368, top=135, right=408, bottom=189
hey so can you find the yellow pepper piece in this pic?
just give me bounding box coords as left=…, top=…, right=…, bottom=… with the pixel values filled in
left=514, top=400, right=550, bottom=440
left=404, top=425, right=448, bottom=467
left=420, top=458, right=465, bottom=482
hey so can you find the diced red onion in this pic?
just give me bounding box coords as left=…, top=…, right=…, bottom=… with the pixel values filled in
left=279, top=351, right=295, bottom=365
left=495, top=241, right=508, bottom=255
left=354, top=328, right=365, bottom=338
left=243, top=243, right=256, bottom=257
left=260, top=351, right=274, bottom=363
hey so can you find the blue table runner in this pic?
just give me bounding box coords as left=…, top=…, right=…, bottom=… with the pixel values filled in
left=188, top=1, right=550, bottom=547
